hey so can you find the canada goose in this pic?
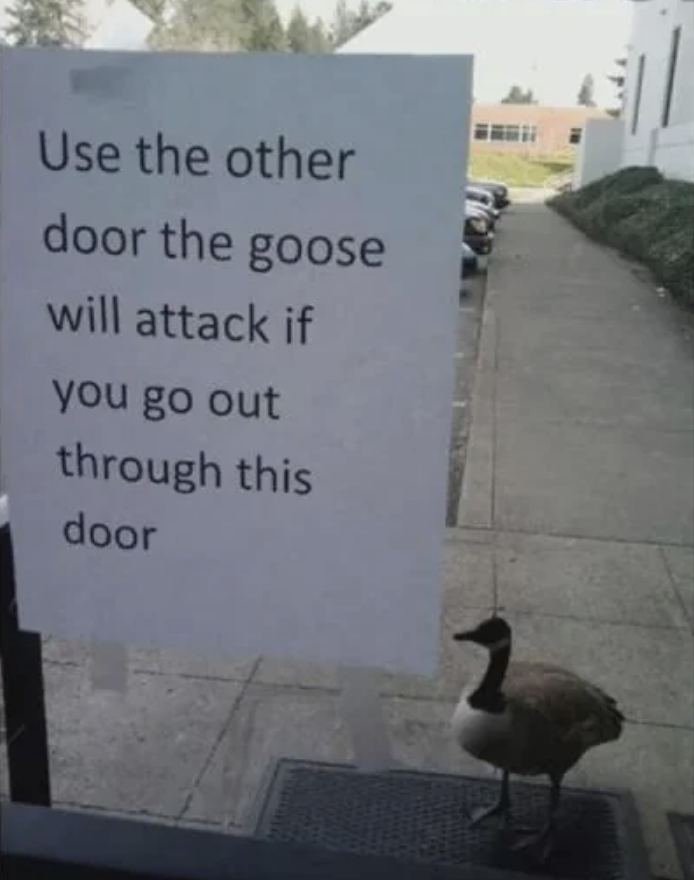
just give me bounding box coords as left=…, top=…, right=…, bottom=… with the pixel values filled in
left=451, top=616, right=624, bottom=863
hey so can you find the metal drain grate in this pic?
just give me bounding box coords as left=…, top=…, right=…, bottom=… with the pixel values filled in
left=252, top=760, right=651, bottom=880
left=669, top=814, right=694, bottom=880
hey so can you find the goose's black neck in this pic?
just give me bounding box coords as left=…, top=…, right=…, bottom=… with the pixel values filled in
left=468, top=642, right=511, bottom=713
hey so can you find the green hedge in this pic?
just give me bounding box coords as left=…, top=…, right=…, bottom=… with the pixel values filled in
left=548, top=166, right=694, bottom=307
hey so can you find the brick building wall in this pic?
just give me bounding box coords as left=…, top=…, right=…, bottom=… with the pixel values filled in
left=471, top=104, right=610, bottom=154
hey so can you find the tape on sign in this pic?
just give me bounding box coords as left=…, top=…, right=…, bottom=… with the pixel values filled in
left=337, top=666, right=399, bottom=773
left=69, top=64, right=141, bottom=101
left=90, top=640, right=128, bottom=694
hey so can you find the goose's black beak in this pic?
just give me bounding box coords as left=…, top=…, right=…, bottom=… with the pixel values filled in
left=453, top=629, right=476, bottom=642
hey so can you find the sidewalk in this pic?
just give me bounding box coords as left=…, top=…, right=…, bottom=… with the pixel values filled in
left=459, top=199, right=694, bottom=876
left=1, top=199, right=693, bottom=878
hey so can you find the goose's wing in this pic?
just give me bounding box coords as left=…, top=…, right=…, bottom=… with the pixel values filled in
left=503, top=662, right=624, bottom=744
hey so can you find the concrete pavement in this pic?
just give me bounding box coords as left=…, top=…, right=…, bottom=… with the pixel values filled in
left=459, top=200, right=694, bottom=876
left=1, top=198, right=693, bottom=878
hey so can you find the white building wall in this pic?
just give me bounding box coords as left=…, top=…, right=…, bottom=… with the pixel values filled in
left=574, top=118, right=625, bottom=189
left=650, top=120, right=694, bottom=179
left=622, top=0, right=694, bottom=181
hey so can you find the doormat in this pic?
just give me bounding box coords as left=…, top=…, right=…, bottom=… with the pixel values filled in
left=668, top=813, right=693, bottom=880
left=252, top=760, right=651, bottom=880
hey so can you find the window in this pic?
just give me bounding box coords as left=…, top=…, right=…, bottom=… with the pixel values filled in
left=521, top=125, right=537, bottom=143
left=569, top=127, right=582, bottom=145
left=632, top=53, right=646, bottom=135
left=504, top=125, right=521, bottom=143
left=473, top=123, right=535, bottom=143
left=662, top=26, right=681, bottom=127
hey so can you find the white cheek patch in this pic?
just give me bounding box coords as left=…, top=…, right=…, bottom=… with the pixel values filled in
left=490, top=636, right=511, bottom=652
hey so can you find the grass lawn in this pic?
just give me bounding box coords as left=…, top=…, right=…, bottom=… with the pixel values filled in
left=470, top=150, right=574, bottom=188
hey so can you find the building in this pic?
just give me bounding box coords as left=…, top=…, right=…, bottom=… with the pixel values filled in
left=471, top=104, right=609, bottom=155
left=621, top=0, right=694, bottom=181
left=573, top=117, right=625, bottom=189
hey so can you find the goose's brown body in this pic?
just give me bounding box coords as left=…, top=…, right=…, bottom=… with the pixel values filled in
left=451, top=617, right=624, bottom=863
left=453, top=660, right=624, bottom=778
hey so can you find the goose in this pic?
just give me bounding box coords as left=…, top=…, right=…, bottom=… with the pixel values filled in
left=451, top=615, right=624, bottom=863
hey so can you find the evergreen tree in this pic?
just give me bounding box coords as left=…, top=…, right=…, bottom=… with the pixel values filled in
left=329, top=0, right=390, bottom=49
left=307, top=18, right=330, bottom=52
left=329, top=0, right=354, bottom=48
left=286, top=4, right=312, bottom=52
left=351, top=0, right=389, bottom=34
left=239, top=0, right=286, bottom=50
left=131, top=0, right=167, bottom=24
left=152, top=0, right=246, bottom=51
left=577, top=73, right=596, bottom=107
left=501, top=85, right=536, bottom=105
left=3, top=0, right=86, bottom=46
left=128, top=0, right=168, bottom=47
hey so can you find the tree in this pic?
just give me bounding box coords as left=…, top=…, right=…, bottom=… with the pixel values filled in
left=307, top=18, right=330, bottom=52
left=239, top=0, right=286, bottom=50
left=501, top=85, right=536, bottom=105
left=286, top=4, right=312, bottom=51
left=329, top=0, right=391, bottom=50
left=351, top=0, right=390, bottom=34
left=152, top=0, right=247, bottom=51
left=130, top=0, right=167, bottom=24
left=286, top=6, right=331, bottom=53
left=128, top=0, right=169, bottom=46
left=152, top=0, right=326, bottom=53
left=3, top=0, right=86, bottom=46
left=153, top=0, right=286, bottom=52
left=329, top=0, right=354, bottom=47
left=577, top=73, right=596, bottom=107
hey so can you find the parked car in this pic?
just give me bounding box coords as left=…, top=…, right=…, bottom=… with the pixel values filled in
left=469, top=178, right=511, bottom=209
left=467, top=185, right=496, bottom=207
left=464, top=212, right=494, bottom=256
left=466, top=200, right=496, bottom=232
left=466, top=197, right=498, bottom=229
left=461, top=241, right=479, bottom=277
left=467, top=186, right=501, bottom=221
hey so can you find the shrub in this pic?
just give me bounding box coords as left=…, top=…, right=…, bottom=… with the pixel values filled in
left=578, top=186, right=659, bottom=234
left=549, top=167, right=694, bottom=307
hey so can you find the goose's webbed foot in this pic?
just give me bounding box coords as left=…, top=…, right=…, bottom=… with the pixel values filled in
left=467, top=770, right=511, bottom=831
left=509, top=822, right=555, bottom=864
left=509, top=776, right=561, bottom=865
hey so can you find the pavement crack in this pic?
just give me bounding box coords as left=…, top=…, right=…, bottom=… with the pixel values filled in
left=658, top=545, right=693, bottom=627
left=176, top=656, right=262, bottom=824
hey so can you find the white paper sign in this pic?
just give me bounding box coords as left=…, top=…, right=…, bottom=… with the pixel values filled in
left=0, top=48, right=472, bottom=675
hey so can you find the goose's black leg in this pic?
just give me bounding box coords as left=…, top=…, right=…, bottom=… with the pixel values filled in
left=510, top=776, right=561, bottom=864
left=468, top=770, right=511, bottom=829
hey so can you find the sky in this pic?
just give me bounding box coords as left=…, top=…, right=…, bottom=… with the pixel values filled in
left=282, top=0, right=633, bottom=108
left=0, top=0, right=633, bottom=108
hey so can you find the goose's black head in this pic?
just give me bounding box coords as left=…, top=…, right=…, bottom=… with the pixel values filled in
left=453, top=616, right=511, bottom=652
